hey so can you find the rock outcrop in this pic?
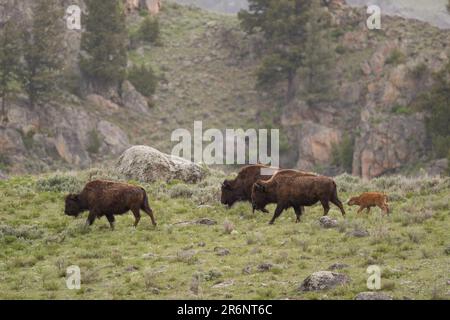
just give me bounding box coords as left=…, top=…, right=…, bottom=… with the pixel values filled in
left=0, top=97, right=129, bottom=173
left=116, top=145, right=207, bottom=183
left=299, top=271, right=350, bottom=292
left=282, top=4, right=450, bottom=179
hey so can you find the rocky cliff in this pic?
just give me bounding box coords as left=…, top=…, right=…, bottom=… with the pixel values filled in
left=282, top=4, right=450, bottom=179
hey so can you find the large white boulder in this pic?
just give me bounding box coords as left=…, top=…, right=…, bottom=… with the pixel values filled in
left=116, top=145, right=206, bottom=183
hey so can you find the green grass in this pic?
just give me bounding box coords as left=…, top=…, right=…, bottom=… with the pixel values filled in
left=0, top=169, right=449, bottom=299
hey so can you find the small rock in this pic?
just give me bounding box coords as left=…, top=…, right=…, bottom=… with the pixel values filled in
left=346, top=229, right=370, bottom=238
left=355, top=292, right=393, bottom=300
left=198, top=242, right=206, bottom=247
left=319, top=216, right=338, bottom=229
left=125, top=265, right=139, bottom=272
left=197, top=218, right=217, bottom=226
left=142, top=253, right=156, bottom=259
left=257, top=263, right=273, bottom=272
left=299, top=271, right=350, bottom=292
left=214, top=247, right=230, bottom=256
left=230, top=230, right=239, bottom=235
left=328, top=263, right=350, bottom=271
left=212, top=280, right=234, bottom=289
left=242, top=266, right=252, bottom=274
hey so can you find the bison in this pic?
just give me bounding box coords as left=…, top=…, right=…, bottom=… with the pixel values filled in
left=347, top=192, right=390, bottom=215
left=64, top=180, right=156, bottom=230
left=251, top=172, right=346, bottom=225
left=221, top=164, right=315, bottom=213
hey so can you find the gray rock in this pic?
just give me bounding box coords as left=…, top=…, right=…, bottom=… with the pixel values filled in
left=319, top=216, right=339, bottom=229
left=328, top=263, right=350, bottom=271
left=214, top=247, right=230, bottom=256
left=299, top=271, right=350, bottom=292
left=116, top=145, right=207, bottom=183
left=257, top=263, right=273, bottom=272
left=346, top=229, right=370, bottom=238
left=97, top=120, right=129, bottom=156
left=197, top=218, right=217, bottom=226
left=121, top=80, right=151, bottom=114
left=355, top=292, right=393, bottom=300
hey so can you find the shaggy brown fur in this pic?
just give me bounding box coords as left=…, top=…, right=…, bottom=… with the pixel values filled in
left=221, top=165, right=315, bottom=213
left=64, top=180, right=156, bottom=230
left=347, top=192, right=390, bottom=215
left=251, top=173, right=346, bottom=225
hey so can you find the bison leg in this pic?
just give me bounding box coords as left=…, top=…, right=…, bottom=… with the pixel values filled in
left=143, top=207, right=157, bottom=226
left=269, top=204, right=284, bottom=225
left=357, top=206, right=365, bottom=214
left=320, top=200, right=330, bottom=216
left=331, top=198, right=346, bottom=216
left=366, top=207, right=371, bottom=214
left=85, top=211, right=97, bottom=227
left=294, top=206, right=303, bottom=223
left=141, top=199, right=157, bottom=226
left=261, top=207, right=270, bottom=214
left=131, top=208, right=141, bottom=228
left=106, top=215, right=115, bottom=230
left=379, top=204, right=389, bottom=215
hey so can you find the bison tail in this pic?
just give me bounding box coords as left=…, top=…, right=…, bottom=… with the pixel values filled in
left=141, top=188, right=153, bottom=213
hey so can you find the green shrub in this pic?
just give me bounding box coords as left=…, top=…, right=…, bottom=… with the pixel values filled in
left=391, top=104, right=413, bottom=115
left=35, top=174, right=83, bottom=193
left=385, top=49, right=406, bottom=65
left=87, top=130, right=101, bottom=154
left=410, top=62, right=429, bottom=80
left=335, top=45, right=346, bottom=55
left=138, top=16, right=160, bottom=44
left=127, top=64, right=157, bottom=97
left=331, top=134, right=354, bottom=173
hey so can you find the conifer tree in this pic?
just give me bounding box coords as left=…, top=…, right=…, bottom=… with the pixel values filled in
left=80, top=0, right=128, bottom=93
left=21, top=0, right=64, bottom=108
left=0, top=15, right=21, bottom=121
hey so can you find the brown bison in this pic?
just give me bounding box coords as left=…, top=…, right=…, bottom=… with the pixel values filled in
left=64, top=180, right=156, bottom=230
left=251, top=172, right=346, bottom=225
left=347, top=192, right=390, bottom=215
left=221, top=164, right=315, bottom=213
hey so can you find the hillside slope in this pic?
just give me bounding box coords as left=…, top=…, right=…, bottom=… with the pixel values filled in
left=0, top=170, right=448, bottom=299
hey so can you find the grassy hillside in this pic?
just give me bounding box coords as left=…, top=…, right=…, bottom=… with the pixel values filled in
left=0, top=170, right=449, bottom=299
left=118, top=3, right=277, bottom=154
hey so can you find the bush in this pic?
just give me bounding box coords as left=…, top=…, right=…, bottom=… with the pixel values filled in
left=385, top=49, right=406, bottom=65
left=331, top=134, right=354, bottom=173
left=127, top=65, right=157, bottom=97
left=36, top=174, right=83, bottom=193
left=138, top=17, right=160, bottom=44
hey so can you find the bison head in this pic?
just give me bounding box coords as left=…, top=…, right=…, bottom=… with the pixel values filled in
left=251, top=182, right=269, bottom=212
left=64, top=194, right=83, bottom=217
left=347, top=197, right=358, bottom=206
left=220, top=180, right=239, bottom=207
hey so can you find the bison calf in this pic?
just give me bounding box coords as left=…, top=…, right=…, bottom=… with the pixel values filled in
left=252, top=173, right=346, bottom=225
left=64, top=180, right=156, bottom=230
left=347, top=192, right=389, bottom=215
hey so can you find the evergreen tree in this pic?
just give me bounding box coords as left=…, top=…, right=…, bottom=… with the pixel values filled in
left=21, top=0, right=64, bottom=108
left=0, top=17, right=21, bottom=121
left=239, top=0, right=332, bottom=102
left=239, top=0, right=311, bottom=99
left=299, top=0, right=334, bottom=99
left=423, top=62, right=450, bottom=158
left=80, top=0, right=128, bottom=92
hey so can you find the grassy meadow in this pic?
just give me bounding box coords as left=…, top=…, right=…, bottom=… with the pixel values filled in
left=0, top=168, right=449, bottom=300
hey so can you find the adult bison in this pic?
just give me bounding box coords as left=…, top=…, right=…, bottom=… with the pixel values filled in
left=251, top=172, right=346, bottom=225
left=64, top=180, right=156, bottom=230
left=221, top=164, right=315, bottom=213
